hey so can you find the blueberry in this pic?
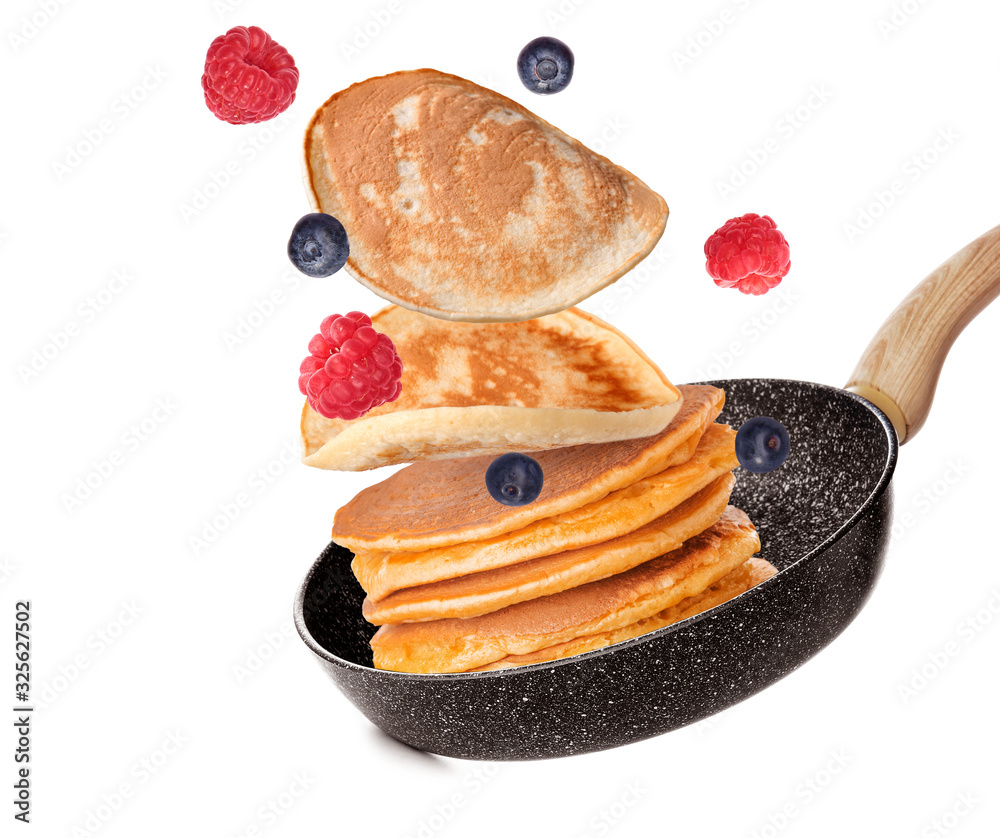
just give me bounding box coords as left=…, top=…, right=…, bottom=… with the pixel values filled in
left=485, top=453, right=544, bottom=506
left=735, top=417, right=791, bottom=474
left=517, top=36, right=574, bottom=95
left=288, top=213, right=350, bottom=277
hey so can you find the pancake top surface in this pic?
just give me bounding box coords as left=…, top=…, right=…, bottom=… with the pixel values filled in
left=332, top=383, right=724, bottom=551
left=355, top=305, right=674, bottom=412
left=304, top=69, right=668, bottom=322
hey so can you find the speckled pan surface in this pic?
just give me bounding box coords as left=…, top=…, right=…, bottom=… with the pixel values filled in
left=294, top=379, right=898, bottom=760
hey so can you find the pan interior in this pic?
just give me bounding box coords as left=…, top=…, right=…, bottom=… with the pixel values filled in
left=299, top=378, right=896, bottom=670
left=708, top=378, right=896, bottom=574
left=301, top=544, right=376, bottom=668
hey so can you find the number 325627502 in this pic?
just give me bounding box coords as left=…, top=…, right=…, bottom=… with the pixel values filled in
left=15, top=601, right=30, bottom=691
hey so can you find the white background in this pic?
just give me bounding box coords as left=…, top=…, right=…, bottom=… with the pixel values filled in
left=4, top=0, right=1000, bottom=835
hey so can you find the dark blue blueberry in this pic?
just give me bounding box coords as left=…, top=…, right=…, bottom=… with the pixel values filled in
left=288, top=213, right=350, bottom=278
left=735, top=416, right=791, bottom=474
left=485, top=453, right=544, bottom=506
left=517, top=36, right=574, bottom=95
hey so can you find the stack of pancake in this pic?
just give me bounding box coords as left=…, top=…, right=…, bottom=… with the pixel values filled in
left=329, top=383, right=776, bottom=673
left=300, top=70, right=777, bottom=674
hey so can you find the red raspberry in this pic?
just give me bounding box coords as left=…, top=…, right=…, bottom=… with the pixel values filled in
left=704, top=213, right=791, bottom=296
left=202, top=26, right=298, bottom=125
left=298, top=312, right=403, bottom=421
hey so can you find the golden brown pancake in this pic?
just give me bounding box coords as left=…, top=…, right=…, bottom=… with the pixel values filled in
left=354, top=423, right=737, bottom=599
left=363, top=472, right=735, bottom=623
left=302, top=306, right=682, bottom=471
left=473, top=557, right=777, bottom=671
left=370, top=507, right=761, bottom=673
left=333, top=384, right=725, bottom=553
left=303, top=69, right=668, bottom=322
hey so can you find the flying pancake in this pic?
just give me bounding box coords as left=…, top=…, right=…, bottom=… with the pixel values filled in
left=303, top=305, right=682, bottom=472
left=303, top=69, right=669, bottom=322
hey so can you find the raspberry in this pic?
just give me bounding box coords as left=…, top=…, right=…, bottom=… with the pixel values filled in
left=704, top=213, right=791, bottom=296
left=298, top=312, right=403, bottom=421
left=202, top=26, right=298, bottom=125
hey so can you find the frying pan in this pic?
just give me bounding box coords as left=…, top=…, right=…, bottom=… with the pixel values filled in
left=294, top=224, right=1000, bottom=760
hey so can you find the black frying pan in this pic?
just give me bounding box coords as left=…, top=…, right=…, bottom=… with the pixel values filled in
left=294, top=224, right=1000, bottom=760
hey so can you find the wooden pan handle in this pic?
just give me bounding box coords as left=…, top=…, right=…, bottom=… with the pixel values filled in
left=846, top=223, right=1000, bottom=443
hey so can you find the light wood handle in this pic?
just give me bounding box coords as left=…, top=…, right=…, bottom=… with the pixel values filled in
left=846, top=223, right=1000, bottom=443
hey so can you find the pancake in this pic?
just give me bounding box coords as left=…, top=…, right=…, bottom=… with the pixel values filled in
left=363, top=472, right=735, bottom=623
left=354, top=424, right=738, bottom=599
left=370, top=507, right=761, bottom=673
left=473, top=557, right=778, bottom=671
left=302, top=306, right=682, bottom=471
left=333, top=384, right=725, bottom=553
left=303, top=69, right=669, bottom=323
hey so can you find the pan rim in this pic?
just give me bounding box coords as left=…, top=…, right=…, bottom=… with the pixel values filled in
left=294, top=377, right=899, bottom=681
